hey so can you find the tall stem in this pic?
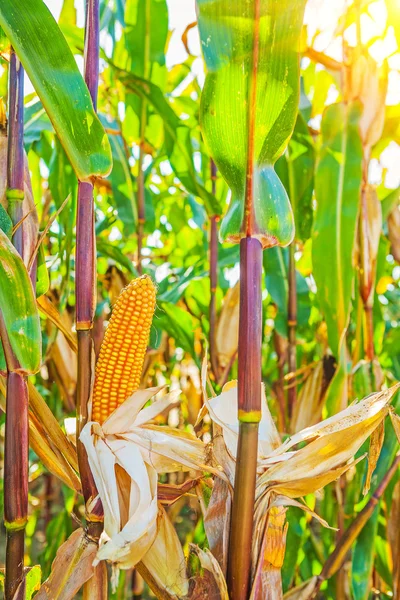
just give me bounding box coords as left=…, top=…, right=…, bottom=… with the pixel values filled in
left=287, top=242, right=297, bottom=417
left=4, top=51, right=29, bottom=600
left=209, top=160, right=219, bottom=379
left=136, top=0, right=151, bottom=274
left=75, top=0, right=103, bottom=529
left=227, top=237, right=263, bottom=599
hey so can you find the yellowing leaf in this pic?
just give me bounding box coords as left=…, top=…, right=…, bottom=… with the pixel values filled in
left=215, top=283, right=239, bottom=369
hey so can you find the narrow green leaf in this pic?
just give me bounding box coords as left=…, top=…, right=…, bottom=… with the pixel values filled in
left=100, top=115, right=137, bottom=233
left=0, top=0, right=112, bottom=181
left=276, top=113, right=315, bottom=242
left=264, top=247, right=311, bottom=337
left=0, top=229, right=41, bottom=374
left=36, top=244, right=50, bottom=298
left=313, top=102, right=362, bottom=358
left=197, top=0, right=306, bottom=247
left=118, top=70, right=221, bottom=216
left=157, top=302, right=198, bottom=364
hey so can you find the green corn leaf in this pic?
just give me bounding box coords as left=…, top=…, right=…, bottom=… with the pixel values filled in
left=0, top=0, right=112, bottom=181
left=118, top=70, right=221, bottom=216
left=99, top=115, right=138, bottom=234
left=313, top=102, right=363, bottom=413
left=0, top=204, right=12, bottom=238
left=276, top=112, right=315, bottom=242
left=197, top=0, right=306, bottom=247
left=157, top=302, right=198, bottom=366
left=263, top=247, right=311, bottom=337
left=0, top=229, right=41, bottom=374
left=121, top=0, right=168, bottom=146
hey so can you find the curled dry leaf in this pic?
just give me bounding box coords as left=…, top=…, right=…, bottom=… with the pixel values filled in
left=363, top=419, right=385, bottom=495
left=35, top=529, right=97, bottom=600
left=282, top=577, right=318, bottom=599
left=0, top=377, right=80, bottom=492
left=189, top=545, right=229, bottom=600
left=215, top=282, right=239, bottom=369
left=140, top=506, right=189, bottom=599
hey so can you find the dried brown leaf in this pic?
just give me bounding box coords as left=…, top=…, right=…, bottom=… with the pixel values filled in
left=215, top=282, right=239, bottom=369
left=35, top=529, right=97, bottom=600
left=37, top=295, right=78, bottom=353
left=189, top=545, right=229, bottom=600
left=83, top=562, right=107, bottom=600
left=363, top=419, right=385, bottom=495
left=204, top=476, right=232, bottom=576
left=250, top=505, right=287, bottom=600
left=282, top=577, right=318, bottom=599
left=290, top=361, right=324, bottom=433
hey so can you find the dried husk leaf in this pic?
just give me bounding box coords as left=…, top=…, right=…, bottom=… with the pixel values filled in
left=140, top=506, right=189, bottom=599
left=49, top=308, right=77, bottom=410
left=347, top=53, right=388, bottom=149
left=388, top=205, right=400, bottom=263
left=282, top=577, right=318, bottom=599
left=363, top=418, right=385, bottom=495
left=250, top=505, right=287, bottom=600
left=189, top=545, right=229, bottom=600
left=37, top=295, right=78, bottom=353
left=83, top=562, right=107, bottom=600
left=388, top=481, right=400, bottom=599
left=0, top=377, right=80, bottom=491
left=215, top=282, right=239, bottom=369
left=0, top=131, right=39, bottom=267
left=290, top=361, right=324, bottom=433
left=264, top=385, right=399, bottom=460
left=203, top=476, right=232, bottom=576
left=359, top=185, right=382, bottom=306
left=35, top=529, right=97, bottom=600
left=200, top=359, right=281, bottom=462
left=390, top=408, right=400, bottom=443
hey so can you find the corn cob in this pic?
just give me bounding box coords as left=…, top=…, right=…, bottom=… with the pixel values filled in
left=92, top=275, right=156, bottom=423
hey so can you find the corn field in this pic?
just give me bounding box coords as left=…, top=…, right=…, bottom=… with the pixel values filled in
left=1, top=0, right=400, bottom=598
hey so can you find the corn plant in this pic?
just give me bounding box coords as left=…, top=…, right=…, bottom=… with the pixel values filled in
left=1, top=1, right=400, bottom=599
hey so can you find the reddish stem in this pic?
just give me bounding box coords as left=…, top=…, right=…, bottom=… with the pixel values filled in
left=227, top=238, right=263, bottom=599
left=209, top=160, right=219, bottom=379
left=287, top=243, right=297, bottom=417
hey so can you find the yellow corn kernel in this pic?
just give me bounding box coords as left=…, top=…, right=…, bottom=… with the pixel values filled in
left=92, top=275, right=156, bottom=423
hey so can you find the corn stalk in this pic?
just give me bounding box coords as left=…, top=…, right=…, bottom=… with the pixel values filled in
left=75, top=0, right=103, bottom=536
left=197, top=1, right=306, bottom=596
left=3, top=50, right=29, bottom=600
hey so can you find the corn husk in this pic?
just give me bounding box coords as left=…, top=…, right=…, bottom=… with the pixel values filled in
left=80, top=385, right=210, bottom=591
left=200, top=360, right=397, bottom=595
